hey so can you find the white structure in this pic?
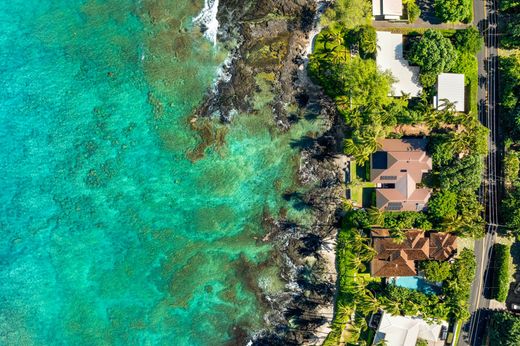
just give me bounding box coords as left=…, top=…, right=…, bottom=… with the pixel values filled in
left=373, top=312, right=448, bottom=346
left=376, top=31, right=422, bottom=97
left=434, top=73, right=466, bottom=112
left=373, top=0, right=403, bottom=20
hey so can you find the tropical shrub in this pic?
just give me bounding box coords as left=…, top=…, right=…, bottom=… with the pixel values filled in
left=325, top=211, right=380, bottom=345
left=434, top=0, right=472, bottom=23
left=504, top=149, right=520, bottom=188
left=383, top=212, right=432, bottom=231
left=428, top=190, right=457, bottom=222
left=442, top=248, right=476, bottom=321
left=453, top=26, right=483, bottom=54
left=501, top=16, right=520, bottom=49
left=499, top=54, right=520, bottom=136
left=377, top=284, right=448, bottom=320
left=408, top=30, right=458, bottom=86
left=321, top=0, right=372, bottom=29
left=488, top=311, right=520, bottom=346
left=406, top=0, right=421, bottom=23
left=493, top=244, right=511, bottom=302
left=422, top=260, right=451, bottom=282
left=309, top=27, right=402, bottom=164
left=500, top=0, right=520, bottom=11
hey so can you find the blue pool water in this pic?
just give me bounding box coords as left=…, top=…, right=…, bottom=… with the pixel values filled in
left=394, top=276, right=440, bottom=295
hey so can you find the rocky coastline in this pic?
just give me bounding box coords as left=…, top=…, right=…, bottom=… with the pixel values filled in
left=194, top=1, right=347, bottom=344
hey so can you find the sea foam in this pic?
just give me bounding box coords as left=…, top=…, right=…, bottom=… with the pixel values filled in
left=193, top=0, right=219, bottom=46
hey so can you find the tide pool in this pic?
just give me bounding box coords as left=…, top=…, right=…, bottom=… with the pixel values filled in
left=0, top=0, right=324, bottom=344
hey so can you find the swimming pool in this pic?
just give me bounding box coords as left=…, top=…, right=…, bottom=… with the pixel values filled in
left=394, top=276, right=440, bottom=294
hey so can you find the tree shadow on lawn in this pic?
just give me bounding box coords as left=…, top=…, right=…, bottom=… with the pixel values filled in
left=416, top=0, right=443, bottom=24
left=362, top=187, right=376, bottom=208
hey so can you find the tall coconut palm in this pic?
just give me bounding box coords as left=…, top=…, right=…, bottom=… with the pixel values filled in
left=380, top=297, right=401, bottom=316
left=367, top=207, right=385, bottom=226
left=357, top=291, right=379, bottom=315
left=391, top=228, right=407, bottom=244
left=336, top=302, right=353, bottom=321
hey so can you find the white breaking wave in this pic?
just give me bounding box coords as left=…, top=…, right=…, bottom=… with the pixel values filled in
left=193, top=0, right=220, bottom=46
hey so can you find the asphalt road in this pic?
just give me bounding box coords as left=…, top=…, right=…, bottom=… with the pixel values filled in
left=457, top=0, right=500, bottom=345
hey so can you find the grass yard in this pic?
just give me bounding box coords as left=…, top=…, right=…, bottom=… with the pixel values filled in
left=348, top=160, right=376, bottom=207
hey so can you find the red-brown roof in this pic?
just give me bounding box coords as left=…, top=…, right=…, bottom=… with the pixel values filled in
left=371, top=229, right=428, bottom=277
left=429, top=232, right=457, bottom=261
left=371, top=230, right=458, bottom=277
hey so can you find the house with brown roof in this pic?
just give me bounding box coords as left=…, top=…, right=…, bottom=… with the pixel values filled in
left=429, top=232, right=458, bottom=261
left=370, top=138, right=432, bottom=212
left=371, top=230, right=457, bottom=277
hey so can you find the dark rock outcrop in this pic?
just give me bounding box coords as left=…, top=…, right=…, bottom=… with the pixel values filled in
left=194, top=1, right=347, bottom=344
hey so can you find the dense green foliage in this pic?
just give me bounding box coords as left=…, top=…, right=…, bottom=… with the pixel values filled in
left=493, top=244, right=511, bottom=302
left=309, top=26, right=410, bottom=164
left=427, top=107, right=487, bottom=237
left=488, top=311, right=520, bottom=346
left=408, top=30, right=458, bottom=86
left=324, top=211, right=379, bottom=345
left=499, top=0, right=520, bottom=48
left=427, top=190, right=457, bottom=222
left=449, top=27, right=482, bottom=114
left=383, top=212, right=433, bottom=231
left=501, top=15, right=520, bottom=49
left=434, top=0, right=472, bottom=23
left=377, top=284, right=448, bottom=321
left=503, top=188, right=520, bottom=238
left=321, top=0, right=371, bottom=29
left=422, top=260, right=451, bottom=282
left=453, top=27, right=483, bottom=55
left=442, top=249, right=476, bottom=321
left=405, top=0, right=422, bottom=23
left=504, top=148, right=520, bottom=188
left=500, top=54, right=520, bottom=237
left=499, top=54, right=520, bottom=136
left=500, top=0, right=520, bottom=11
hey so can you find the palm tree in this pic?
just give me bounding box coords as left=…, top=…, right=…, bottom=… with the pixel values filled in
left=336, top=302, right=353, bottom=321
left=357, top=291, right=379, bottom=315
left=351, top=256, right=366, bottom=272
left=380, top=297, right=401, bottom=316
left=330, top=44, right=350, bottom=64
left=367, top=207, right=384, bottom=226
left=438, top=99, right=457, bottom=114
left=391, top=228, right=407, bottom=244
left=360, top=243, right=377, bottom=261
left=316, top=32, right=335, bottom=54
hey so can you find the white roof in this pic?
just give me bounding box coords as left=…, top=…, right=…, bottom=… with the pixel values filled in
left=376, top=31, right=422, bottom=97
left=373, top=0, right=403, bottom=17
left=435, top=73, right=465, bottom=112
left=373, top=312, right=448, bottom=346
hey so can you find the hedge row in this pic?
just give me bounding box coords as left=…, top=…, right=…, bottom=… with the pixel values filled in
left=493, top=244, right=511, bottom=302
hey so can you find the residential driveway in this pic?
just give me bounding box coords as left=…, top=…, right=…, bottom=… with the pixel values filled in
left=372, top=0, right=469, bottom=30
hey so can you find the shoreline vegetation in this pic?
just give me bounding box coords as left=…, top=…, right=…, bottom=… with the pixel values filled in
left=306, top=0, right=491, bottom=344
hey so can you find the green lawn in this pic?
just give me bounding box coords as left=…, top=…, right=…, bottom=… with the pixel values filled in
left=348, top=160, right=376, bottom=207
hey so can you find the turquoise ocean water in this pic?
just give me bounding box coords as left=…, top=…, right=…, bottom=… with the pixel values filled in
left=0, top=0, right=323, bottom=344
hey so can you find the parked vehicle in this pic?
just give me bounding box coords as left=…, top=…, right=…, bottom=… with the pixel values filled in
left=513, top=282, right=520, bottom=295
